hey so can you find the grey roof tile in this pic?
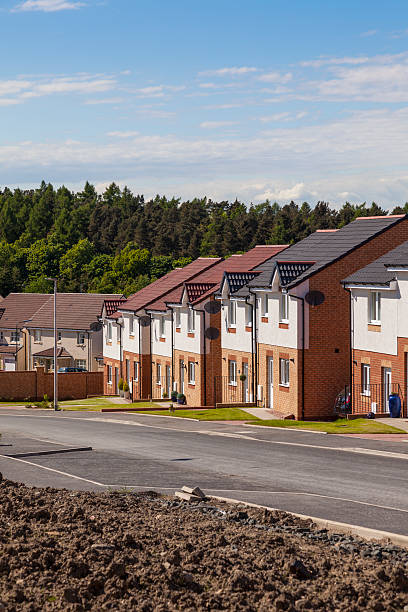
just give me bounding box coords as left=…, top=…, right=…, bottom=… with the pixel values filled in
left=343, top=239, right=408, bottom=285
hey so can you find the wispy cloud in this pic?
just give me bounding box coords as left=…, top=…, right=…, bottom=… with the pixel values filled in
left=135, top=85, right=185, bottom=98
left=198, top=66, right=259, bottom=77
left=360, top=29, right=377, bottom=38
left=0, top=74, right=116, bottom=103
left=107, top=131, right=139, bottom=138
left=300, top=56, right=370, bottom=68
left=84, top=97, right=123, bottom=105
left=200, top=120, right=238, bottom=129
left=257, top=71, right=292, bottom=83
left=12, top=0, right=85, bottom=12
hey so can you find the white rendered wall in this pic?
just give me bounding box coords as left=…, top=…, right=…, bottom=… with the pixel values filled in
left=121, top=313, right=140, bottom=355
left=352, top=287, right=399, bottom=355
left=151, top=313, right=172, bottom=357
left=103, top=320, right=121, bottom=361
left=221, top=300, right=252, bottom=353
left=174, top=306, right=202, bottom=354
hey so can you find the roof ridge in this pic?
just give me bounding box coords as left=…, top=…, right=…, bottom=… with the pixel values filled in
left=355, top=214, right=405, bottom=220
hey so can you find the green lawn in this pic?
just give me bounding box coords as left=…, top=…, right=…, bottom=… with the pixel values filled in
left=59, top=398, right=160, bottom=411
left=137, top=407, right=259, bottom=421
left=247, top=418, right=406, bottom=434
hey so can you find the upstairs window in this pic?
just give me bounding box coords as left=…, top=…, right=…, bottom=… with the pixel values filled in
left=58, top=331, right=62, bottom=342
left=262, top=294, right=269, bottom=317
left=369, top=291, right=381, bottom=324
left=129, top=315, right=134, bottom=336
left=280, top=293, right=289, bottom=322
left=106, top=322, right=112, bottom=342
left=11, top=331, right=20, bottom=343
left=245, top=304, right=253, bottom=327
left=34, top=330, right=42, bottom=342
left=175, top=308, right=181, bottom=328
left=159, top=315, right=165, bottom=337
left=77, top=332, right=86, bottom=345
left=362, top=364, right=370, bottom=395
left=228, top=301, right=236, bottom=327
left=188, top=308, right=195, bottom=332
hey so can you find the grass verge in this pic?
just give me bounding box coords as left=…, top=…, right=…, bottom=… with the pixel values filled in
left=137, top=407, right=259, bottom=421
left=246, top=418, right=406, bottom=434
left=60, top=399, right=160, bottom=411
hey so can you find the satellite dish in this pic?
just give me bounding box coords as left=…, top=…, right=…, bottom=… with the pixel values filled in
left=204, top=327, right=219, bottom=340
left=90, top=321, right=102, bottom=332
left=204, top=301, right=221, bottom=314
left=139, top=315, right=151, bottom=327
left=305, top=291, right=325, bottom=306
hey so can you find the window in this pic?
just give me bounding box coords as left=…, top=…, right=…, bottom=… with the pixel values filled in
left=58, top=331, right=62, bottom=342
left=228, top=301, right=236, bottom=327
left=175, top=308, right=181, bottom=328
left=159, top=316, right=165, bottom=337
left=188, top=361, right=195, bottom=384
left=280, top=293, right=289, bottom=322
left=228, top=359, right=237, bottom=385
left=362, top=364, right=370, bottom=395
left=134, top=361, right=139, bottom=382
left=76, top=359, right=86, bottom=369
left=0, top=332, right=3, bottom=343
left=106, top=322, right=112, bottom=342
left=126, top=359, right=130, bottom=382
left=279, top=358, right=290, bottom=386
left=369, top=291, right=381, bottom=324
left=77, top=332, right=86, bottom=345
left=107, top=365, right=112, bottom=384
left=245, top=304, right=253, bottom=327
left=188, top=308, right=195, bottom=332
left=156, top=363, right=162, bottom=385
left=11, top=331, right=20, bottom=343
left=262, top=294, right=269, bottom=317
left=129, top=315, right=134, bottom=336
left=34, top=330, right=42, bottom=342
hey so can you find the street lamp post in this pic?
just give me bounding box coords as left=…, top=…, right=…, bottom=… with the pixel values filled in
left=46, top=278, right=59, bottom=411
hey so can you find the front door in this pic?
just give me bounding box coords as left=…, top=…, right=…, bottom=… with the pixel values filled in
left=382, top=367, right=392, bottom=412
left=179, top=360, right=184, bottom=394
left=267, top=357, right=273, bottom=410
left=242, top=363, right=249, bottom=402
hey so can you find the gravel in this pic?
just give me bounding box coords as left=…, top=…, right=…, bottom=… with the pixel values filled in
left=0, top=477, right=407, bottom=610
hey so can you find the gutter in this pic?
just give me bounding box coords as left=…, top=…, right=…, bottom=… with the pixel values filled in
left=192, top=305, right=207, bottom=406
left=149, top=312, right=153, bottom=400
left=286, top=291, right=305, bottom=420
left=168, top=306, right=175, bottom=392
left=248, top=289, right=258, bottom=404
left=344, top=287, right=354, bottom=415
left=245, top=295, right=255, bottom=403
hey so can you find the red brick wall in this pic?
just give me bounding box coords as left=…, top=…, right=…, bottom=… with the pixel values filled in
left=257, top=344, right=301, bottom=418
left=303, top=217, right=408, bottom=420
left=103, top=357, right=121, bottom=395
left=0, top=367, right=103, bottom=401
left=221, top=348, right=254, bottom=405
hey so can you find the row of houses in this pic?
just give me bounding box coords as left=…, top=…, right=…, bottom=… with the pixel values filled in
left=2, top=214, right=408, bottom=419
left=101, top=213, right=408, bottom=420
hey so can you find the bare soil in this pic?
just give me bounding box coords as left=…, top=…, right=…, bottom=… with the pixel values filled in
left=0, top=478, right=407, bottom=611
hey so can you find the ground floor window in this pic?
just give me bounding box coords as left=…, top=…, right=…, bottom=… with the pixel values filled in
left=156, top=363, right=162, bottom=385
left=76, top=359, right=86, bottom=369
left=228, top=359, right=237, bottom=385
left=107, top=365, right=112, bottom=384
left=362, top=364, right=370, bottom=395
left=188, top=361, right=195, bottom=384
left=279, top=358, right=290, bottom=386
left=134, top=361, right=139, bottom=382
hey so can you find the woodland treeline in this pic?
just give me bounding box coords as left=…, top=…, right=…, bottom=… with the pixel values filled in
left=0, top=180, right=406, bottom=297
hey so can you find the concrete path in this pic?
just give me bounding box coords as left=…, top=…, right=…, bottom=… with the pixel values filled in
left=376, top=417, right=408, bottom=432
left=240, top=407, right=274, bottom=420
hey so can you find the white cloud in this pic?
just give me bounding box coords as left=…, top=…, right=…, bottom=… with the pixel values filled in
left=84, top=97, right=124, bottom=105
left=0, top=80, right=32, bottom=96
left=198, top=67, right=259, bottom=77
left=135, top=85, right=185, bottom=98
left=360, top=29, right=377, bottom=37
left=257, top=71, right=292, bottom=83
left=199, top=121, right=238, bottom=129
left=12, top=0, right=85, bottom=12
left=300, top=56, right=370, bottom=68
left=107, top=131, right=140, bottom=138
left=199, top=82, right=217, bottom=89
left=259, top=112, right=291, bottom=122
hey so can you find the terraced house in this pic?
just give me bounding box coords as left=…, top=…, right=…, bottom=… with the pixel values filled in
left=218, top=215, right=408, bottom=420
left=343, top=241, right=408, bottom=417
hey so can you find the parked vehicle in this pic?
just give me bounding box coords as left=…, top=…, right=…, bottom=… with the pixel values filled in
left=58, top=367, right=87, bottom=373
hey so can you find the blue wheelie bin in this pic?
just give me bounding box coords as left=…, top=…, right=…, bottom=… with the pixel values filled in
left=388, top=393, right=401, bottom=418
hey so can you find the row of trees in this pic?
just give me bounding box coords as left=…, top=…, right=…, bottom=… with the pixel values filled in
left=0, top=181, right=406, bottom=297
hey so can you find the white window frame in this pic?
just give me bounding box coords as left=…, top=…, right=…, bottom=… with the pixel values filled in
left=156, top=363, right=162, bottom=385
left=188, top=361, right=195, bottom=384
left=159, top=315, right=166, bottom=338
left=245, top=303, right=253, bottom=327
left=129, top=315, right=134, bottom=336
left=262, top=294, right=269, bottom=317
left=106, top=322, right=112, bottom=342
left=369, top=291, right=381, bottom=324
left=175, top=308, right=181, bottom=328
left=134, top=361, right=139, bottom=382
left=228, top=359, right=237, bottom=385
left=77, top=332, right=86, bottom=345
left=107, top=365, right=112, bottom=384
left=279, top=293, right=289, bottom=323
left=362, top=364, right=371, bottom=395
left=187, top=308, right=195, bottom=333
left=279, top=358, right=290, bottom=387
left=76, top=359, right=86, bottom=369
left=57, top=331, right=62, bottom=342
left=228, top=301, right=236, bottom=327
left=126, top=359, right=130, bottom=382
left=34, top=329, right=42, bottom=343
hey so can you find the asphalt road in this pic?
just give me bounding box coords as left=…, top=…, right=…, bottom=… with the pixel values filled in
left=1, top=409, right=408, bottom=535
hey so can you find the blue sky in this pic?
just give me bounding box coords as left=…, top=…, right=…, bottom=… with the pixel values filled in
left=2, top=0, right=408, bottom=208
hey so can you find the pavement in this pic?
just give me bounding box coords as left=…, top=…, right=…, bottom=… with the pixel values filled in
left=1, top=408, right=408, bottom=536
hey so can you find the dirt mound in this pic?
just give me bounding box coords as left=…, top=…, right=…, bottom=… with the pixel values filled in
left=0, top=478, right=407, bottom=611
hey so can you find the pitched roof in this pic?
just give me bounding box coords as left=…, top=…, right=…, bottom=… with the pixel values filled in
left=118, top=258, right=221, bottom=314
left=225, top=271, right=259, bottom=294
left=0, top=345, right=18, bottom=354
left=342, top=240, right=408, bottom=286
left=33, top=346, right=73, bottom=358
left=105, top=298, right=127, bottom=316
left=243, top=215, right=407, bottom=291
left=27, top=293, right=123, bottom=331
left=0, top=293, right=51, bottom=330
left=147, top=245, right=288, bottom=311
left=276, top=262, right=315, bottom=286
